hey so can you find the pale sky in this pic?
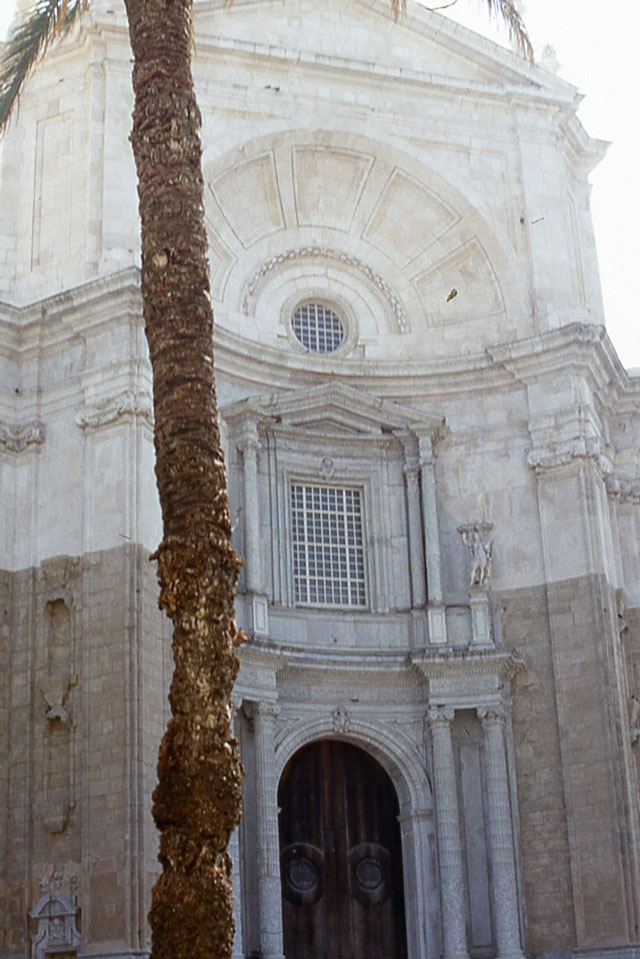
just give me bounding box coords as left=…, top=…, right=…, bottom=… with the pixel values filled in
left=1, top=0, right=638, bottom=369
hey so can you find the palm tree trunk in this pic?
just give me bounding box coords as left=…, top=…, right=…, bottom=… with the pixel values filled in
left=123, top=1, right=244, bottom=956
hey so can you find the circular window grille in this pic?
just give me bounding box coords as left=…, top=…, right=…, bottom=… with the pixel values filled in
left=291, top=302, right=345, bottom=354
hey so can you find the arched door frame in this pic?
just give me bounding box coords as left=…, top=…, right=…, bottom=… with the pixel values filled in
left=275, top=717, right=440, bottom=959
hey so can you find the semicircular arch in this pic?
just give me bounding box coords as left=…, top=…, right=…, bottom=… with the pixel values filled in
left=275, top=714, right=432, bottom=817
left=202, top=127, right=525, bottom=350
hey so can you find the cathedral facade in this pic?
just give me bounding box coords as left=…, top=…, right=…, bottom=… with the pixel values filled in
left=1, top=1, right=640, bottom=957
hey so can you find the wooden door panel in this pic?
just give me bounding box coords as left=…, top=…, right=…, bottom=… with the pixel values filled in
left=278, top=740, right=408, bottom=959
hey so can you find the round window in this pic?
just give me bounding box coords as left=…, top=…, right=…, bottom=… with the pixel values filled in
left=291, top=301, right=345, bottom=354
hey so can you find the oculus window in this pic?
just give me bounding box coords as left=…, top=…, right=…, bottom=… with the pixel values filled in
left=291, top=302, right=345, bottom=354
left=290, top=483, right=366, bottom=607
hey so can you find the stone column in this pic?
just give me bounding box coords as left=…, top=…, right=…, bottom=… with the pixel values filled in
left=238, top=423, right=268, bottom=635
left=478, top=706, right=524, bottom=959
left=229, top=825, right=244, bottom=958
left=405, top=463, right=427, bottom=608
left=419, top=434, right=447, bottom=644
left=427, top=707, right=469, bottom=959
left=230, top=699, right=245, bottom=958
left=246, top=700, right=284, bottom=959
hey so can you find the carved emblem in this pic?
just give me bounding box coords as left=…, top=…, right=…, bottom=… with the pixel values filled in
left=321, top=457, right=335, bottom=479
left=332, top=705, right=350, bottom=733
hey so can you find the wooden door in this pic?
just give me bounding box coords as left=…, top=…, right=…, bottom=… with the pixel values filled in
left=278, top=739, right=408, bottom=959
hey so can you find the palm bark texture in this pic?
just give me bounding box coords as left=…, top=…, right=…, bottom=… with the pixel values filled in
left=123, top=2, right=244, bottom=956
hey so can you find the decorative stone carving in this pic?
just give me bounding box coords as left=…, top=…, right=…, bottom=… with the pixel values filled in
left=413, top=647, right=527, bottom=684
left=242, top=246, right=407, bottom=332
left=320, top=456, right=335, bottom=479
left=332, top=705, right=350, bottom=733
left=527, top=437, right=612, bottom=476
left=0, top=419, right=45, bottom=452
left=76, top=389, right=153, bottom=430
left=30, top=874, right=80, bottom=959
left=606, top=471, right=640, bottom=504
left=41, top=681, right=72, bottom=728
left=458, top=523, right=493, bottom=588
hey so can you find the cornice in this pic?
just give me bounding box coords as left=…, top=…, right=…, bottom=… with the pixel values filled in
left=411, top=647, right=527, bottom=683
left=1, top=275, right=632, bottom=411
left=0, top=268, right=142, bottom=347
left=527, top=437, right=612, bottom=476
left=487, top=322, right=626, bottom=394
left=222, top=382, right=447, bottom=441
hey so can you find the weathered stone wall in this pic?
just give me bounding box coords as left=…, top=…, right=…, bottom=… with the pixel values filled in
left=0, top=547, right=169, bottom=958
left=506, top=576, right=640, bottom=953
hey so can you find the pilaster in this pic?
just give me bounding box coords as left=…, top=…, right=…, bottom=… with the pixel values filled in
left=244, top=700, right=284, bottom=959
left=478, top=706, right=524, bottom=959
left=418, top=433, right=447, bottom=646
left=426, top=707, right=469, bottom=959
left=238, top=423, right=268, bottom=637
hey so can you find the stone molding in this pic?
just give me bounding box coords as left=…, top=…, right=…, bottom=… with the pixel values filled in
left=241, top=246, right=407, bottom=332
left=606, top=471, right=640, bottom=504
left=274, top=714, right=431, bottom=814
left=527, top=437, right=612, bottom=476
left=223, top=381, right=446, bottom=442
left=0, top=418, right=45, bottom=452
left=76, top=389, right=153, bottom=430
left=412, top=647, right=526, bottom=682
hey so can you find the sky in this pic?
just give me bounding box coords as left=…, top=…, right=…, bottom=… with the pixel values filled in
left=1, top=0, right=638, bottom=369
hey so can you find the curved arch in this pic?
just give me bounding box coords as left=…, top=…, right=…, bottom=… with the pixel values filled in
left=275, top=714, right=432, bottom=817
left=202, top=127, right=527, bottom=353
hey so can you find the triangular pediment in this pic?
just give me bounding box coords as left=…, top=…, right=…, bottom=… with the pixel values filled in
left=222, top=382, right=445, bottom=439
left=194, top=0, right=577, bottom=99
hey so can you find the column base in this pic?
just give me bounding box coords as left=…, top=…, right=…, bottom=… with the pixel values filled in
left=428, top=602, right=447, bottom=645
left=469, top=586, right=493, bottom=646
left=249, top=592, right=269, bottom=636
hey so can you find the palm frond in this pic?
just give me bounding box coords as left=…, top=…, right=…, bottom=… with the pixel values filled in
left=483, top=0, right=533, bottom=61
left=0, top=0, right=89, bottom=135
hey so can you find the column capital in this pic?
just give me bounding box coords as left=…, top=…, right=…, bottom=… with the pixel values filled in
left=417, top=432, right=435, bottom=466
left=427, top=705, right=455, bottom=728
left=237, top=422, right=261, bottom=453
left=477, top=705, right=506, bottom=729
left=244, top=699, right=280, bottom=725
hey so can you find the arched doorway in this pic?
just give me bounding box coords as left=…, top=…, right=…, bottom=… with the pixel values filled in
left=278, top=739, right=408, bottom=959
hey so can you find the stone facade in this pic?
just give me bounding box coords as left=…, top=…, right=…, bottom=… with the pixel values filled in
left=1, top=0, right=640, bottom=957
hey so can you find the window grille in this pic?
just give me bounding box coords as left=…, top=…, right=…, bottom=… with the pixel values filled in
left=291, top=302, right=345, bottom=354
left=290, top=483, right=366, bottom=607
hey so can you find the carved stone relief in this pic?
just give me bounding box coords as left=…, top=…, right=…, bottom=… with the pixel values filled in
left=458, top=522, right=493, bottom=588
left=0, top=419, right=45, bottom=452
left=30, top=872, right=80, bottom=959
left=38, top=558, right=79, bottom=835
